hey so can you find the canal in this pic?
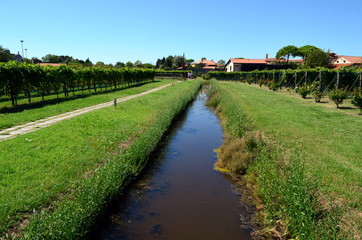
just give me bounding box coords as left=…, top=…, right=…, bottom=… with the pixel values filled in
left=90, top=91, right=252, bottom=240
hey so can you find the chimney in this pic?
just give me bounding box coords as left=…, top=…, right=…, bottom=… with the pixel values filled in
left=266, top=53, right=269, bottom=59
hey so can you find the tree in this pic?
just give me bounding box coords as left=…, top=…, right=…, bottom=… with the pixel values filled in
left=156, top=57, right=165, bottom=69
left=185, top=59, right=194, bottom=66
left=95, top=61, right=106, bottom=67
left=84, top=58, right=93, bottom=67
left=218, top=59, right=226, bottom=66
left=0, top=46, right=14, bottom=62
left=114, top=62, right=125, bottom=68
left=174, top=55, right=185, bottom=68
left=125, top=61, right=134, bottom=68
left=298, top=45, right=319, bottom=58
left=134, top=60, right=143, bottom=68
left=164, top=55, right=174, bottom=69
left=275, top=45, right=301, bottom=64
left=303, top=48, right=332, bottom=68
left=143, top=63, right=155, bottom=69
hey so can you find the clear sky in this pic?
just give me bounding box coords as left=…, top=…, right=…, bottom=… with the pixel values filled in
left=2, top=0, right=362, bottom=65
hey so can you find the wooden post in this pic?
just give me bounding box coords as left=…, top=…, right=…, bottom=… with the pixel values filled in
left=114, top=98, right=117, bottom=108
left=360, top=72, right=362, bottom=89
left=337, top=72, right=340, bottom=89
left=305, top=72, right=308, bottom=87
left=319, top=71, right=322, bottom=91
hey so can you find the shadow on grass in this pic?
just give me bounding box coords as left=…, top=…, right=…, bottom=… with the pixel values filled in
left=0, top=81, right=158, bottom=114
left=338, top=106, right=355, bottom=110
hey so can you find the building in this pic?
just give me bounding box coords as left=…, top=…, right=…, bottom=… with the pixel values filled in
left=225, top=54, right=303, bottom=72
left=14, top=52, right=24, bottom=62
left=192, top=58, right=218, bottom=70
left=225, top=58, right=267, bottom=72
left=332, top=55, right=362, bottom=69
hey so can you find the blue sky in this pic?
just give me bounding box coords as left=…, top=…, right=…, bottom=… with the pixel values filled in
left=2, top=0, right=362, bottom=64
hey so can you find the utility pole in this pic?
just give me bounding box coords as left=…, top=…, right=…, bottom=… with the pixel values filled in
left=20, top=40, right=24, bottom=57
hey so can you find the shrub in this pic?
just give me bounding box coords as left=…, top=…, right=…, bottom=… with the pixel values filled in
left=258, top=79, right=265, bottom=87
left=312, top=91, right=323, bottom=103
left=328, top=89, right=348, bottom=108
left=266, top=81, right=280, bottom=91
left=297, top=86, right=310, bottom=98
left=351, top=89, right=362, bottom=113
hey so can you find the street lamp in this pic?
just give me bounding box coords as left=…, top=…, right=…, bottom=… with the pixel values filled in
left=25, top=49, right=28, bottom=58
left=20, top=40, right=24, bottom=57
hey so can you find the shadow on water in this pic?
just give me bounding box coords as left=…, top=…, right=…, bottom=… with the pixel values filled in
left=0, top=81, right=158, bottom=114
left=89, top=91, right=253, bottom=240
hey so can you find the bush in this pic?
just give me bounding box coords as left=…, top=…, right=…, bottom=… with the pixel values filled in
left=297, top=86, right=310, bottom=98
left=266, top=81, right=280, bottom=91
left=312, top=91, right=323, bottom=103
left=328, top=89, right=348, bottom=108
left=351, top=89, right=362, bottom=113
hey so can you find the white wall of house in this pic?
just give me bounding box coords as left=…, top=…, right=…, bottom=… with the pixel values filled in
left=333, top=57, right=351, bottom=64
left=225, top=61, right=234, bottom=72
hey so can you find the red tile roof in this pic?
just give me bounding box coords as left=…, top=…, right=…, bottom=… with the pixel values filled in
left=334, top=64, right=352, bottom=70
left=230, top=58, right=266, bottom=64
left=289, top=59, right=303, bottom=63
left=338, top=55, right=362, bottom=64
left=265, top=58, right=280, bottom=62
left=193, top=59, right=217, bottom=66
left=38, top=63, right=62, bottom=66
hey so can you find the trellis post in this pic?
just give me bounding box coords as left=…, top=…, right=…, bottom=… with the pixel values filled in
left=336, top=72, right=340, bottom=89
left=319, top=71, right=322, bottom=91
left=359, top=72, right=362, bottom=89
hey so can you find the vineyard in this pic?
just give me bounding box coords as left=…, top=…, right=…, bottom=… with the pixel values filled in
left=0, top=61, right=155, bottom=106
left=208, top=69, right=362, bottom=92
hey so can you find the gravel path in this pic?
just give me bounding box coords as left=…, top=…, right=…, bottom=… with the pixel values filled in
left=0, top=82, right=176, bottom=142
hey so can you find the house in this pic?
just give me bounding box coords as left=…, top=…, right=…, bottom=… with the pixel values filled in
left=14, top=52, right=24, bottom=62
left=192, top=58, right=218, bottom=70
left=225, top=58, right=267, bottom=72
left=332, top=55, right=362, bottom=69
left=225, top=54, right=303, bottom=72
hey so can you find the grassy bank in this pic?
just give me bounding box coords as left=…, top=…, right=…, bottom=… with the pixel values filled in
left=0, top=79, right=202, bottom=239
left=0, top=79, right=175, bottom=130
left=209, top=80, right=361, bottom=239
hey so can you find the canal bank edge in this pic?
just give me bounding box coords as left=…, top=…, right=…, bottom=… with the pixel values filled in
left=206, top=80, right=343, bottom=240
left=6, top=80, right=202, bottom=239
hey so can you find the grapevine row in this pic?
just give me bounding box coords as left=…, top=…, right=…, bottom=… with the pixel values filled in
left=0, top=61, right=155, bottom=106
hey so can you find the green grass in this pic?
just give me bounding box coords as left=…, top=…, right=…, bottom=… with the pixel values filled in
left=0, top=79, right=176, bottom=130
left=0, top=79, right=202, bottom=239
left=210, top=80, right=361, bottom=239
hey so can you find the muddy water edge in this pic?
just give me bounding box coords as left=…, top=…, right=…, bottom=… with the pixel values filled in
left=89, top=90, right=253, bottom=240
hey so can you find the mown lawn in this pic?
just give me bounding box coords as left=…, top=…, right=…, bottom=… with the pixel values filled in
left=0, top=79, right=175, bottom=130
left=0, top=79, right=201, bottom=239
left=216, top=81, right=361, bottom=239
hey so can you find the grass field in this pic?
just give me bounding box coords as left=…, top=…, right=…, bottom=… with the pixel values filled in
left=0, top=79, right=201, bottom=239
left=210, top=80, right=361, bottom=239
left=0, top=79, right=175, bottom=130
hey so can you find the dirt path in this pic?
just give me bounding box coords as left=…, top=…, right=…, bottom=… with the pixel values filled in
left=0, top=82, right=177, bottom=142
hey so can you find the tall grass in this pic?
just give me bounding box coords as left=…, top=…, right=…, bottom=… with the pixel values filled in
left=208, top=80, right=357, bottom=239
left=0, top=80, right=202, bottom=239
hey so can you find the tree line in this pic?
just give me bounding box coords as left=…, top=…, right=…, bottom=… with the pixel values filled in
left=0, top=61, right=155, bottom=106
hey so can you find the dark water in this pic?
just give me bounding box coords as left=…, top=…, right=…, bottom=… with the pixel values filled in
left=90, top=92, right=252, bottom=240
